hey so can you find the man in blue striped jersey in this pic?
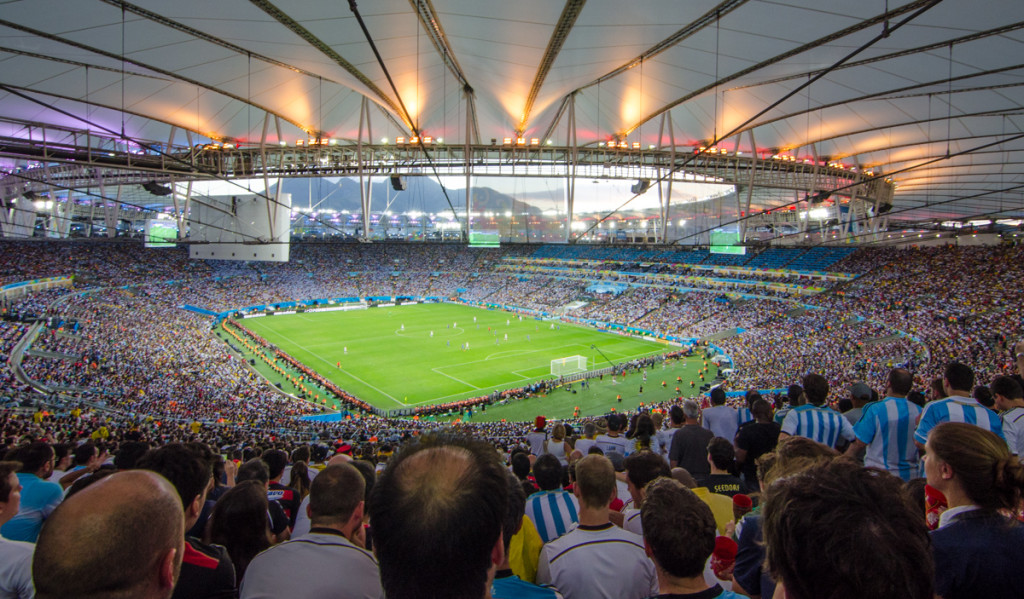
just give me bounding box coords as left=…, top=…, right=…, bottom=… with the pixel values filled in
left=524, top=455, right=579, bottom=544
left=736, top=390, right=761, bottom=428
left=779, top=373, right=855, bottom=450
left=914, top=362, right=1004, bottom=452
left=493, top=472, right=564, bottom=599
left=843, top=368, right=921, bottom=480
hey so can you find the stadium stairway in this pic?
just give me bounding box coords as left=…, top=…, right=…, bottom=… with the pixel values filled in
left=23, top=349, right=79, bottom=361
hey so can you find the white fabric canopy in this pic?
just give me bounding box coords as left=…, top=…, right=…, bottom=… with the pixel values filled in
left=1, top=0, right=1022, bottom=222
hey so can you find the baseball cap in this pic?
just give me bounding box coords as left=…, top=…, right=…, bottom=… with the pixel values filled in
left=850, top=382, right=873, bottom=401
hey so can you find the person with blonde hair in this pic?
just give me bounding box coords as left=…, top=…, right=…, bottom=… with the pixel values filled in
left=925, top=422, right=1024, bottom=598
left=543, top=424, right=571, bottom=466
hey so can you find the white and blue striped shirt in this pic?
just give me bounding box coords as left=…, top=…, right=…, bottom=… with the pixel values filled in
left=914, top=395, right=1004, bottom=445
left=781, top=404, right=855, bottom=449
left=525, top=489, right=580, bottom=544
left=737, top=406, right=754, bottom=427
left=853, top=397, right=922, bottom=481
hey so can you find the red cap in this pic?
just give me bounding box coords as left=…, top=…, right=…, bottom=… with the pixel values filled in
left=535, top=415, right=546, bottom=430
left=713, top=536, right=738, bottom=560
left=733, top=494, right=753, bottom=509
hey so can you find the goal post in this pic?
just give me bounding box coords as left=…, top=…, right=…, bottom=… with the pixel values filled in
left=551, top=355, right=587, bottom=377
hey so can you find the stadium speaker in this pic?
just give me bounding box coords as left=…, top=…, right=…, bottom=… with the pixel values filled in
left=630, top=179, right=651, bottom=195
left=142, top=181, right=173, bottom=196
left=877, top=202, right=893, bottom=214
left=390, top=174, right=407, bottom=191
left=809, top=190, right=830, bottom=204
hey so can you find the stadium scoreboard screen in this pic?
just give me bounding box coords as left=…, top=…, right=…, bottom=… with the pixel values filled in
left=469, top=231, right=500, bottom=248
left=144, top=220, right=178, bottom=248
left=709, top=230, right=745, bottom=255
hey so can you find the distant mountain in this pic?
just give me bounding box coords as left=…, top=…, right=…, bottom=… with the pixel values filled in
left=274, top=177, right=543, bottom=215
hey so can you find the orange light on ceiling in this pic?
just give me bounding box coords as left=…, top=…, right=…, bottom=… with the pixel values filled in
left=396, top=136, right=406, bottom=144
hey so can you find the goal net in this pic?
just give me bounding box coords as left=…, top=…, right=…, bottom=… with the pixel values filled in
left=551, top=355, right=587, bottom=377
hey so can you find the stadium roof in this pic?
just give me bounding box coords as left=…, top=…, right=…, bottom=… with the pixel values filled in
left=1, top=0, right=1023, bottom=226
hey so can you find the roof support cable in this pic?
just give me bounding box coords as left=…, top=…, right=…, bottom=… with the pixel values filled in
left=347, top=0, right=464, bottom=237
left=0, top=83, right=350, bottom=238
left=755, top=131, right=1024, bottom=246
left=574, top=0, right=944, bottom=244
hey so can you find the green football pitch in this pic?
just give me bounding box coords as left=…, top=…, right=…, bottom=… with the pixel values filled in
left=241, top=303, right=682, bottom=413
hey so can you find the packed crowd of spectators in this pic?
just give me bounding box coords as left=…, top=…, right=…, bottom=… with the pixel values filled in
left=806, top=244, right=1024, bottom=390
left=3, top=239, right=1024, bottom=599
left=3, top=355, right=1023, bottom=599
left=570, top=286, right=670, bottom=324
left=718, top=310, right=925, bottom=399
left=1, top=240, right=1022, bottom=421
left=18, top=288, right=318, bottom=432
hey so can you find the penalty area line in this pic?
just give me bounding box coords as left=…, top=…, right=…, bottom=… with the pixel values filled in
left=430, top=367, right=481, bottom=391
left=260, top=329, right=407, bottom=408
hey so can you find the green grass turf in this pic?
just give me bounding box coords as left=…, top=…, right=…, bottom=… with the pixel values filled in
left=240, top=303, right=703, bottom=415
left=432, top=360, right=716, bottom=423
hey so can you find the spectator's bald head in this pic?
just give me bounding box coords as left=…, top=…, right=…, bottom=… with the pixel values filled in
left=370, top=435, right=507, bottom=599
left=327, top=453, right=353, bottom=466
left=33, top=470, right=184, bottom=599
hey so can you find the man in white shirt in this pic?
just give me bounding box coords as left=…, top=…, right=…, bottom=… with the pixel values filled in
left=595, top=414, right=630, bottom=455
left=537, top=455, right=657, bottom=599
left=702, top=388, right=738, bottom=442
left=991, top=375, right=1024, bottom=456
left=292, top=453, right=355, bottom=538
left=620, top=452, right=671, bottom=536
left=0, top=460, right=33, bottom=599
left=241, top=463, right=382, bottom=599
left=656, top=406, right=684, bottom=459
left=574, top=423, right=599, bottom=456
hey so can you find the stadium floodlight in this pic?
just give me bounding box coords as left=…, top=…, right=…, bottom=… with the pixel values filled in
left=551, top=355, right=587, bottom=377
left=630, top=179, right=651, bottom=195
left=142, top=181, right=173, bottom=196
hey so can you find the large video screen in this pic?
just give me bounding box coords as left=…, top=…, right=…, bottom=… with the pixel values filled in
left=469, top=231, right=500, bottom=248
left=145, top=220, right=178, bottom=248
left=709, top=230, right=745, bottom=255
